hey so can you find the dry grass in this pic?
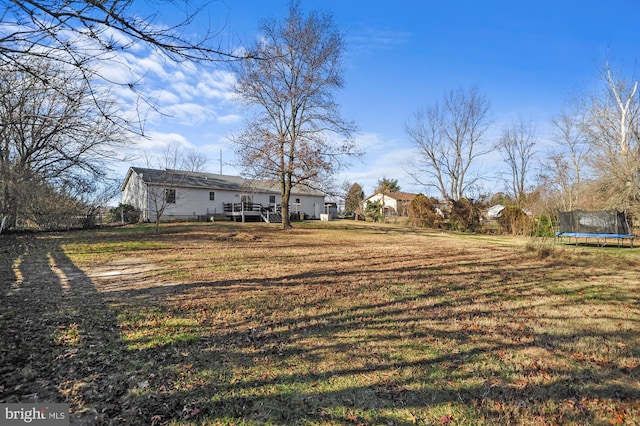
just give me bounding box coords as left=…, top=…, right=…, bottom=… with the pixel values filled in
left=0, top=221, right=639, bottom=425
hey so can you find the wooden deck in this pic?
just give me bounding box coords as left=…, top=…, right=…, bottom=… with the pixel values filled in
left=223, top=203, right=282, bottom=223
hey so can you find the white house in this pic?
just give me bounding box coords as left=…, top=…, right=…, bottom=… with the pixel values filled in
left=121, top=167, right=325, bottom=222
left=486, top=204, right=505, bottom=219
left=363, top=191, right=418, bottom=217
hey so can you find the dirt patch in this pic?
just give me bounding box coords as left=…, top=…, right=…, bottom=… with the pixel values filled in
left=86, top=257, right=164, bottom=294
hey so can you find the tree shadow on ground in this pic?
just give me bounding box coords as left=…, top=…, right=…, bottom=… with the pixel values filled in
left=1, top=231, right=638, bottom=425
left=0, top=234, right=136, bottom=423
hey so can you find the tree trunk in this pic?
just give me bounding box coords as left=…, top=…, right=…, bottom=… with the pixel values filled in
left=4, top=186, right=18, bottom=230
left=281, top=176, right=293, bottom=229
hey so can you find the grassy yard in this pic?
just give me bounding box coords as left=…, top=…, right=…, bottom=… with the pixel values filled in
left=1, top=221, right=639, bottom=425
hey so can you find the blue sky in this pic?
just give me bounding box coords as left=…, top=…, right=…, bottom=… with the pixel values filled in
left=119, top=0, right=640, bottom=198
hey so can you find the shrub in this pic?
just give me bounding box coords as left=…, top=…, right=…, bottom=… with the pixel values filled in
left=532, top=214, right=556, bottom=237
left=409, top=194, right=440, bottom=228
left=497, top=205, right=531, bottom=235
left=364, top=199, right=383, bottom=222
left=447, top=198, right=481, bottom=232
left=110, top=203, right=141, bottom=224
left=525, top=236, right=557, bottom=259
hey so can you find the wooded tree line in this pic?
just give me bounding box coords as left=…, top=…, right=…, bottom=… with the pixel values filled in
left=0, top=0, right=238, bottom=231
left=343, top=62, right=640, bottom=232
left=0, top=58, right=126, bottom=230
left=534, top=64, right=640, bottom=222
left=400, top=62, right=640, bottom=231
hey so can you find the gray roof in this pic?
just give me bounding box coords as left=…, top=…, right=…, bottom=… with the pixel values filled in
left=123, top=167, right=325, bottom=197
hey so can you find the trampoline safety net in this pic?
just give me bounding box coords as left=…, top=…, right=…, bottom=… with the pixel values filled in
left=557, top=210, right=631, bottom=235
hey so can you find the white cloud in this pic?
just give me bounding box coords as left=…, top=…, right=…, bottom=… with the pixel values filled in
left=92, top=58, right=134, bottom=86
left=136, top=132, right=193, bottom=152
left=195, top=70, right=237, bottom=100
left=353, top=131, right=386, bottom=152
left=150, top=89, right=181, bottom=105
left=93, top=24, right=143, bottom=53
left=131, top=55, right=172, bottom=80
left=333, top=129, right=423, bottom=195
left=73, top=30, right=242, bottom=127
left=169, top=81, right=198, bottom=101
left=162, top=103, right=210, bottom=124
left=218, top=113, right=243, bottom=124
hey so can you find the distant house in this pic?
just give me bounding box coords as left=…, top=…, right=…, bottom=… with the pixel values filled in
left=363, top=191, right=418, bottom=217
left=486, top=204, right=505, bottom=219
left=121, top=167, right=325, bottom=223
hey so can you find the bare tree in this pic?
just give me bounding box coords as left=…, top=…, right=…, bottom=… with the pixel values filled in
left=495, top=118, right=536, bottom=206
left=583, top=62, right=640, bottom=212
left=406, top=87, right=492, bottom=202
left=0, top=58, right=127, bottom=230
left=1, top=1, right=245, bottom=129
left=143, top=145, right=185, bottom=233
left=139, top=144, right=208, bottom=232
left=230, top=3, right=358, bottom=228
left=182, top=149, right=208, bottom=173
left=538, top=111, right=591, bottom=211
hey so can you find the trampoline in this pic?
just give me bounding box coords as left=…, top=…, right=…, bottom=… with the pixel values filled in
left=555, top=210, right=634, bottom=247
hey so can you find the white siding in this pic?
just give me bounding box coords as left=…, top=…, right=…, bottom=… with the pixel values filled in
left=364, top=193, right=398, bottom=212
left=121, top=172, right=149, bottom=220
left=157, top=186, right=243, bottom=218
left=121, top=167, right=325, bottom=221
left=158, top=188, right=324, bottom=220
left=289, top=194, right=325, bottom=219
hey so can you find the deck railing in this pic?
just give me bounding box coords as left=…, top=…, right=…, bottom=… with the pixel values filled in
left=222, top=202, right=265, bottom=213
left=222, top=203, right=291, bottom=223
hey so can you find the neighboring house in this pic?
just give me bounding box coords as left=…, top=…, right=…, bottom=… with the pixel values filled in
left=486, top=204, right=505, bottom=219
left=485, top=204, right=532, bottom=220
left=121, top=167, right=325, bottom=222
left=363, top=191, right=418, bottom=217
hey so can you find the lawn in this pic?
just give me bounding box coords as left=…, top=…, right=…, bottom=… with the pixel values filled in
left=1, top=221, right=639, bottom=425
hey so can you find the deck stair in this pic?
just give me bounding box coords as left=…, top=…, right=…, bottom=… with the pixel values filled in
left=261, top=208, right=282, bottom=223
left=223, top=202, right=286, bottom=223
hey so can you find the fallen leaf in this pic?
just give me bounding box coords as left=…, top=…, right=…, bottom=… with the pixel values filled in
left=610, top=413, right=625, bottom=425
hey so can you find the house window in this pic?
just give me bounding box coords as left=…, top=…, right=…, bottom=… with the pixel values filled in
left=269, top=195, right=276, bottom=204
left=165, top=188, right=176, bottom=204
left=209, top=191, right=215, bottom=201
